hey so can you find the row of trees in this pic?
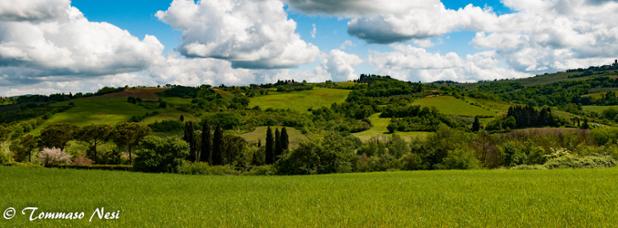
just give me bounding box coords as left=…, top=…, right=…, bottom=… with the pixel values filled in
left=11, top=122, right=150, bottom=164
left=264, top=126, right=289, bottom=164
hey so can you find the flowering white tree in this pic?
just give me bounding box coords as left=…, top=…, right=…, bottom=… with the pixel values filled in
left=39, top=147, right=72, bottom=167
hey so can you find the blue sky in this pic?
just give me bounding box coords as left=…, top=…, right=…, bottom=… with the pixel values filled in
left=71, top=0, right=513, bottom=75
left=2, top=0, right=616, bottom=96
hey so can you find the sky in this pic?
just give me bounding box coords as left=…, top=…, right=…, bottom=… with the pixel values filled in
left=1, top=0, right=617, bottom=96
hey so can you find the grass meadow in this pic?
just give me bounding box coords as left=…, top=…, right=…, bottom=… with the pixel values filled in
left=354, top=114, right=433, bottom=142
left=249, top=88, right=350, bottom=113
left=2, top=166, right=618, bottom=226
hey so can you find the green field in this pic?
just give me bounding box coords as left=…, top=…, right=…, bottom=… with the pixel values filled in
left=32, top=97, right=151, bottom=134
left=2, top=166, right=618, bottom=226
left=353, top=114, right=432, bottom=142
left=239, top=126, right=306, bottom=149
left=413, top=96, right=495, bottom=117
left=583, top=105, right=618, bottom=113
left=249, top=88, right=350, bottom=113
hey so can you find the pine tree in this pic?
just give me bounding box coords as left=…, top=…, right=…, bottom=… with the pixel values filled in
left=471, top=116, right=481, bottom=132
left=212, top=125, right=224, bottom=165
left=581, top=119, right=590, bottom=129
left=265, top=126, right=274, bottom=164
left=200, top=122, right=211, bottom=163
left=183, top=122, right=196, bottom=162
left=280, top=127, right=289, bottom=152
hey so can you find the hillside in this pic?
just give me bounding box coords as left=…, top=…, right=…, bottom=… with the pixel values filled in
left=1, top=64, right=617, bottom=176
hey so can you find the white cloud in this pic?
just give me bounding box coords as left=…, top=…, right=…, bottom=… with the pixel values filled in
left=322, top=49, right=363, bottom=81
left=288, top=0, right=498, bottom=43
left=0, top=0, right=69, bottom=21
left=471, top=0, right=618, bottom=73
left=156, top=0, right=319, bottom=69
left=369, top=45, right=529, bottom=82
left=0, top=0, right=164, bottom=84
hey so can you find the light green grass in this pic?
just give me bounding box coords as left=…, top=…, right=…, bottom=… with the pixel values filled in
left=583, top=105, right=618, bottom=113
left=413, top=96, right=495, bottom=117
left=33, top=97, right=150, bottom=134
left=353, top=114, right=432, bottom=142
left=2, top=167, right=618, bottom=226
left=249, top=88, right=350, bottom=113
left=239, top=126, right=306, bottom=149
left=464, top=97, right=511, bottom=115
left=162, top=97, right=192, bottom=106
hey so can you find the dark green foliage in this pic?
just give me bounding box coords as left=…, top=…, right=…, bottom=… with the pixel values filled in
left=276, top=133, right=360, bottom=175
left=472, top=116, right=481, bottom=132
left=204, top=112, right=241, bottom=129
left=221, top=135, right=247, bottom=165
left=488, top=105, right=560, bottom=130
left=183, top=122, right=197, bottom=162
left=275, top=142, right=320, bottom=175
left=148, top=120, right=183, bottom=132
left=274, top=128, right=281, bottom=160
left=387, top=117, right=441, bottom=133
left=112, top=122, right=150, bottom=163
left=160, top=85, right=198, bottom=98
left=211, top=126, right=224, bottom=165
left=133, top=136, right=189, bottom=173
left=39, top=123, right=78, bottom=150
left=96, top=87, right=123, bottom=95
left=274, top=80, right=313, bottom=92
left=265, top=126, right=274, bottom=164
left=280, top=127, right=289, bottom=152
left=200, top=122, right=211, bottom=163
left=10, top=134, right=37, bottom=162
left=78, top=125, right=112, bottom=163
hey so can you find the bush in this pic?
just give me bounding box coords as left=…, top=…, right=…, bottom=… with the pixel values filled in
left=148, top=120, right=183, bottom=133
left=437, top=148, right=480, bottom=170
left=72, top=155, right=94, bottom=166
left=133, top=136, right=189, bottom=173
left=178, top=162, right=239, bottom=175
left=39, top=147, right=72, bottom=167
left=544, top=154, right=616, bottom=169
left=243, top=165, right=276, bottom=176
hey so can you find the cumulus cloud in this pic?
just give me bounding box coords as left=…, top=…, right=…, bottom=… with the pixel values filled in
left=156, top=0, right=319, bottom=69
left=0, top=0, right=164, bottom=84
left=369, top=45, right=529, bottom=82
left=288, top=0, right=497, bottom=44
left=472, top=0, right=618, bottom=73
left=322, top=49, right=363, bottom=81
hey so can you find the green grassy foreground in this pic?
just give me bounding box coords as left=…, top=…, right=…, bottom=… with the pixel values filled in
left=2, top=167, right=618, bottom=227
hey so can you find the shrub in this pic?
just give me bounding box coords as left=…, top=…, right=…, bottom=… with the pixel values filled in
left=438, top=148, right=480, bottom=170
left=39, top=147, right=72, bottom=167
left=133, top=136, right=189, bottom=173
left=72, top=155, right=94, bottom=166
left=244, top=165, right=275, bottom=176
left=148, top=120, right=183, bottom=132
left=544, top=154, right=616, bottom=169
left=178, top=162, right=239, bottom=175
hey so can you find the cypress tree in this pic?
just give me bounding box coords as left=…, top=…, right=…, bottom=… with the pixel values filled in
left=200, top=122, right=211, bottom=163
left=471, top=116, right=481, bottom=132
left=280, top=127, right=289, bottom=152
left=212, top=125, right=223, bottom=165
left=183, top=122, right=196, bottom=162
left=275, top=128, right=281, bottom=160
left=265, top=126, right=274, bottom=164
